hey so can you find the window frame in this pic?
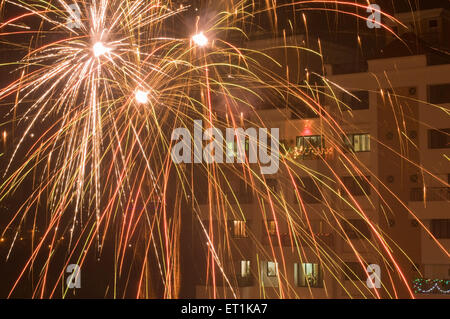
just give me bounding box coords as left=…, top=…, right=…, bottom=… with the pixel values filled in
left=266, top=261, right=278, bottom=277
left=428, top=84, right=450, bottom=104
left=343, top=133, right=371, bottom=153
left=431, top=219, right=450, bottom=239
left=342, top=219, right=372, bottom=240
left=294, top=177, right=323, bottom=204
left=341, top=91, right=370, bottom=111
left=231, top=220, right=248, bottom=238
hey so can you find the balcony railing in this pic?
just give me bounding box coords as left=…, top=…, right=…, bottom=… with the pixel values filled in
left=224, top=191, right=253, bottom=204
left=410, top=187, right=450, bottom=202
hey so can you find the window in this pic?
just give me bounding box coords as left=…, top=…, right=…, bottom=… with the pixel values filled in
left=240, top=260, right=251, bottom=278
left=342, top=219, right=372, bottom=239
left=294, top=177, right=322, bottom=204
left=341, top=176, right=371, bottom=196
left=429, top=84, right=450, bottom=104
left=341, top=91, right=369, bottom=110
left=231, top=220, right=248, bottom=238
left=431, top=220, right=450, bottom=239
left=428, top=129, right=450, bottom=149
left=267, top=261, right=278, bottom=277
left=297, top=263, right=323, bottom=288
left=429, top=19, right=438, bottom=28
left=343, top=133, right=370, bottom=152
left=343, top=262, right=367, bottom=281
left=291, top=101, right=319, bottom=119
left=266, top=220, right=277, bottom=236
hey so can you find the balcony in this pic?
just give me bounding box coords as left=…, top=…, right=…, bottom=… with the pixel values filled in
left=408, top=187, right=450, bottom=220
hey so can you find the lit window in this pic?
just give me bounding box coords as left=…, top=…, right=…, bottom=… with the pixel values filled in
left=226, top=137, right=250, bottom=157
left=297, top=263, right=323, bottom=288
left=267, top=261, right=278, bottom=277
left=232, top=220, right=248, bottom=238
left=341, top=176, right=371, bottom=196
left=267, top=220, right=277, bottom=236
left=343, top=133, right=370, bottom=152
left=342, top=219, right=372, bottom=239
left=240, top=260, right=251, bottom=278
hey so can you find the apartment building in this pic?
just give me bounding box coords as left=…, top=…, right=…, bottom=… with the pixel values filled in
left=193, top=9, right=449, bottom=299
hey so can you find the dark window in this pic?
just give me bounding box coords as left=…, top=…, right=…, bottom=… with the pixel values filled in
left=429, top=84, right=450, bottom=104
left=429, top=19, right=438, bottom=28
left=343, top=133, right=371, bottom=152
left=240, top=260, right=251, bottom=278
left=265, top=178, right=278, bottom=193
left=428, top=129, right=450, bottom=149
left=342, top=219, right=372, bottom=239
left=341, top=91, right=369, bottom=110
left=296, top=263, right=323, bottom=288
left=341, top=176, right=371, bottom=196
left=343, top=262, right=367, bottom=281
left=267, top=261, right=278, bottom=277
left=295, top=177, right=322, bottom=204
left=238, top=260, right=253, bottom=287
left=410, top=187, right=450, bottom=201
left=431, top=220, right=450, bottom=239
